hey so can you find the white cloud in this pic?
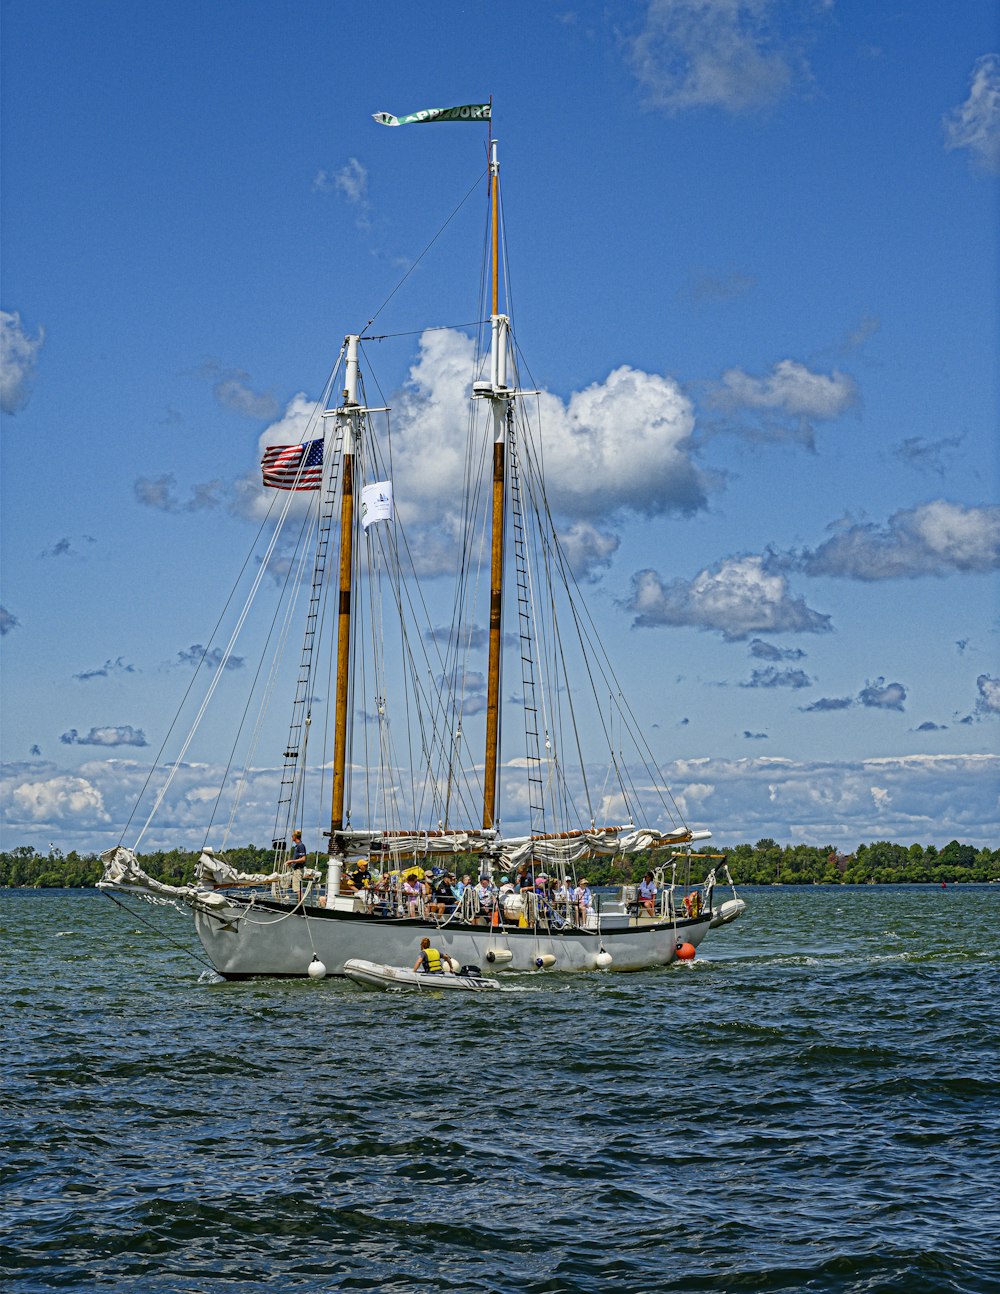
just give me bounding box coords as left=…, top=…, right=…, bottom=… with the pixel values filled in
left=9, top=773, right=110, bottom=824
left=197, top=361, right=279, bottom=419
left=741, top=666, right=813, bottom=689
left=624, top=0, right=819, bottom=115
left=858, top=678, right=907, bottom=711
left=943, top=53, right=1000, bottom=174
left=3, top=751, right=999, bottom=852
left=627, top=554, right=832, bottom=639
left=1, top=310, right=44, bottom=414
left=557, top=522, right=621, bottom=582
left=1, top=605, right=19, bottom=635
left=135, top=474, right=224, bottom=513
left=315, top=158, right=372, bottom=229
left=976, top=674, right=1000, bottom=717
left=391, top=329, right=707, bottom=524
left=60, top=726, right=148, bottom=748
left=663, top=753, right=1000, bottom=847
left=709, top=358, right=858, bottom=445
left=798, top=501, right=1000, bottom=580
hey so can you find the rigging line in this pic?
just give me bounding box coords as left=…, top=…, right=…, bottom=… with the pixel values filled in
left=120, top=493, right=282, bottom=848
left=362, top=320, right=487, bottom=341
left=104, top=891, right=218, bottom=973
left=219, top=496, right=319, bottom=851
left=135, top=472, right=303, bottom=847
left=123, top=364, right=343, bottom=850
left=509, top=348, right=686, bottom=826
left=360, top=166, right=488, bottom=333
left=360, top=364, right=487, bottom=824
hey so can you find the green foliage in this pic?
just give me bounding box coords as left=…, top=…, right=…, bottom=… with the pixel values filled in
left=0, top=839, right=998, bottom=889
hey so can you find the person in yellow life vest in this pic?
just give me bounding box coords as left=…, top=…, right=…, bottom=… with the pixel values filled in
left=413, top=935, right=444, bottom=974
left=348, top=859, right=372, bottom=890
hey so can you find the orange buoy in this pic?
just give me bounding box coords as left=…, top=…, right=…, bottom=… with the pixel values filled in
left=675, top=942, right=696, bottom=961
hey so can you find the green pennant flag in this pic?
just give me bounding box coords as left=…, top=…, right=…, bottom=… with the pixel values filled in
left=372, top=104, right=491, bottom=127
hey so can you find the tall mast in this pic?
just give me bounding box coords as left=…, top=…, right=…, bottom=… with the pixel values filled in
left=330, top=334, right=360, bottom=835
left=480, top=139, right=509, bottom=831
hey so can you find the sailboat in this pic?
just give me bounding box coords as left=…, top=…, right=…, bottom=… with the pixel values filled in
left=99, top=113, right=746, bottom=977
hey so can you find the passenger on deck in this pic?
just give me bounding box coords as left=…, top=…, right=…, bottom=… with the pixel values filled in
left=288, top=830, right=307, bottom=870
left=349, top=859, right=373, bottom=890
left=638, top=871, right=657, bottom=916
left=413, top=936, right=445, bottom=974
left=403, top=873, right=422, bottom=917
left=574, top=878, right=593, bottom=923
left=473, top=876, right=494, bottom=924
left=427, top=870, right=453, bottom=917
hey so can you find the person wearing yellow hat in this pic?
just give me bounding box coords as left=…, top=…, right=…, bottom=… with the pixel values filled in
left=348, top=858, right=372, bottom=890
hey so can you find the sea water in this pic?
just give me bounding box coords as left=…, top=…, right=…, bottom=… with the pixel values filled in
left=2, top=885, right=998, bottom=1293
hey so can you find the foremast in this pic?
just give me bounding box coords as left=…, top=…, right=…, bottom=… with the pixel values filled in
left=326, top=336, right=362, bottom=888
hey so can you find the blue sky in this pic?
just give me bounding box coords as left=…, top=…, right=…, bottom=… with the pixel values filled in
left=2, top=0, right=998, bottom=853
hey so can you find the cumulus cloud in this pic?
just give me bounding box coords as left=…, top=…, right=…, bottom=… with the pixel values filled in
left=891, top=434, right=963, bottom=479
left=708, top=358, right=859, bottom=446
left=796, top=501, right=1000, bottom=580
left=627, top=555, right=831, bottom=640
left=4, top=751, right=999, bottom=852
left=135, top=474, right=225, bottom=513
left=800, top=677, right=907, bottom=713
left=743, top=730, right=768, bottom=740
left=943, top=53, right=1000, bottom=174
left=60, top=726, right=148, bottom=747
left=741, top=666, right=813, bottom=689
left=175, top=644, right=245, bottom=672
left=858, top=678, right=907, bottom=711
left=391, top=330, right=708, bottom=527
left=623, top=0, right=824, bottom=115
left=9, top=773, right=110, bottom=824
left=314, top=158, right=372, bottom=229
left=239, top=331, right=707, bottom=550
left=915, top=721, right=947, bottom=732
left=557, top=522, right=621, bottom=582
left=1, top=310, right=44, bottom=414
left=74, top=657, right=136, bottom=682
left=800, top=696, right=853, bottom=712
left=195, top=361, right=279, bottom=420
left=976, top=674, right=1000, bottom=717
left=1, top=605, right=19, bottom=635
left=748, top=638, right=806, bottom=661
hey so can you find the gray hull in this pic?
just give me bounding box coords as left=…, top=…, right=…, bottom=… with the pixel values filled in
left=193, top=899, right=712, bottom=977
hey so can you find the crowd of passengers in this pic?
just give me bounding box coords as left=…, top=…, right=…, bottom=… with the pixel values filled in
left=336, top=859, right=613, bottom=924
left=330, top=861, right=667, bottom=923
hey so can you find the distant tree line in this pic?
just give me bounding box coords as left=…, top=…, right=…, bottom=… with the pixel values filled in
left=1, top=838, right=998, bottom=889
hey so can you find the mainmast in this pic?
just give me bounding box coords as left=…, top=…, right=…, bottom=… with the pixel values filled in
left=330, top=335, right=361, bottom=836
left=477, top=139, right=510, bottom=831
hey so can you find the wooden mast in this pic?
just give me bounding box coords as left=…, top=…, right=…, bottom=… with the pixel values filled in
left=482, top=139, right=506, bottom=831
left=330, top=335, right=360, bottom=837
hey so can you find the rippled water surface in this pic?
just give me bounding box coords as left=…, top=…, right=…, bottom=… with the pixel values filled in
left=3, top=885, right=999, bottom=1293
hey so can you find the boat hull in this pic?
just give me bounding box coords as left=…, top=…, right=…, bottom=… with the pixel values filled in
left=193, top=899, right=714, bottom=978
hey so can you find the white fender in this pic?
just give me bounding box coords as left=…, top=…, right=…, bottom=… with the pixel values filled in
left=486, top=948, right=513, bottom=964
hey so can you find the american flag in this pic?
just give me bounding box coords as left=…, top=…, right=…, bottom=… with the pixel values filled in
left=260, top=439, right=324, bottom=490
